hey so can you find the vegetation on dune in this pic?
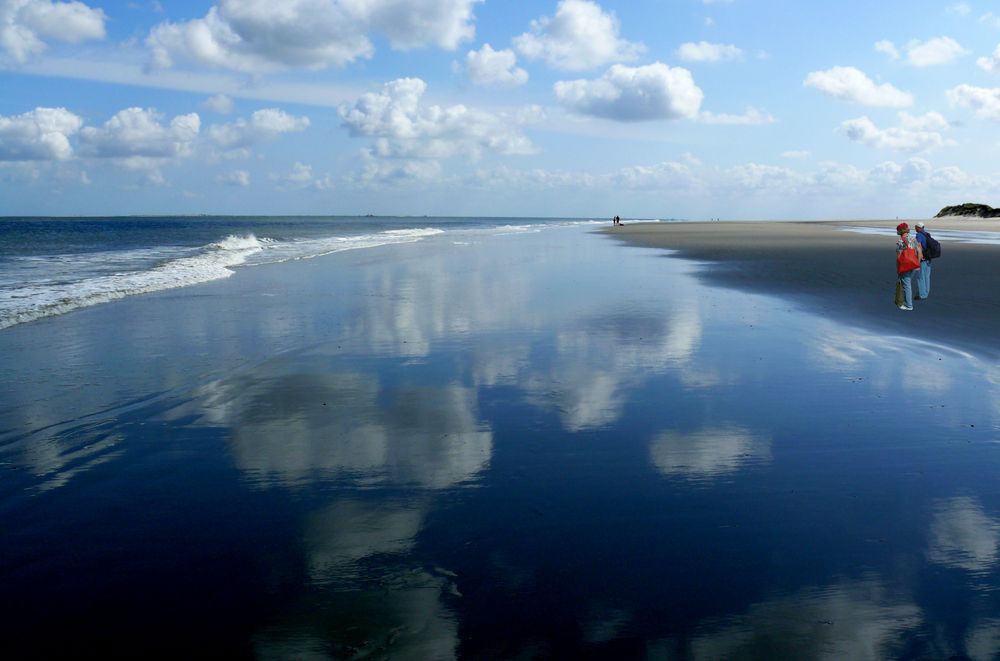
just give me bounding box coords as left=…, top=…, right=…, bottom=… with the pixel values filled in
left=935, top=203, right=1000, bottom=218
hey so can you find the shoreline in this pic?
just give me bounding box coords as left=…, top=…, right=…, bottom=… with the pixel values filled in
left=603, top=220, right=1000, bottom=360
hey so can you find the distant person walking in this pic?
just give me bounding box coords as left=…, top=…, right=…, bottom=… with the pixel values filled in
left=895, top=222, right=922, bottom=311
left=913, top=222, right=939, bottom=300
left=612, top=215, right=621, bottom=226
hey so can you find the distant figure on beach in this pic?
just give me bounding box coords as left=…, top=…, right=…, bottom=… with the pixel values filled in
left=613, top=215, right=621, bottom=226
left=913, top=222, right=937, bottom=300
left=895, top=222, right=923, bottom=311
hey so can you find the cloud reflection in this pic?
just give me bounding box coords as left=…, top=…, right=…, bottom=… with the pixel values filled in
left=965, top=618, right=1000, bottom=661
left=190, top=368, right=491, bottom=490
left=521, top=303, right=708, bottom=431
left=253, top=570, right=459, bottom=660
left=649, top=426, right=771, bottom=479
left=304, top=499, right=425, bottom=582
left=927, top=497, right=1000, bottom=573
left=650, top=578, right=921, bottom=659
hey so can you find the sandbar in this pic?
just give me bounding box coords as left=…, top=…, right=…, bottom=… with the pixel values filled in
left=604, top=219, right=1000, bottom=359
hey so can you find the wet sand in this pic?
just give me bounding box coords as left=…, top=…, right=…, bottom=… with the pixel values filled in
left=604, top=219, right=1000, bottom=359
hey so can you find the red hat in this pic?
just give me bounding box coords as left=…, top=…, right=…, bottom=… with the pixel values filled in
left=896, top=222, right=909, bottom=233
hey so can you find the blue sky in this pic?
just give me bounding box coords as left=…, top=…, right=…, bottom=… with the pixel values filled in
left=2, top=0, right=1000, bottom=218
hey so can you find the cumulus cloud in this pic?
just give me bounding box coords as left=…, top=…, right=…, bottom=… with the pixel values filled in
left=202, top=94, right=235, bottom=114
left=841, top=112, right=954, bottom=152
left=977, top=44, right=1000, bottom=73
left=676, top=41, right=742, bottom=62
left=698, top=107, right=775, bottom=125
left=554, top=62, right=703, bottom=122
left=146, top=0, right=479, bottom=73
left=905, top=36, right=969, bottom=66
left=78, top=107, right=200, bottom=159
left=804, top=66, right=913, bottom=108
left=208, top=108, right=310, bottom=149
left=351, top=153, right=443, bottom=187
left=727, top=162, right=806, bottom=192
left=339, top=77, right=535, bottom=159
left=0, top=0, right=106, bottom=63
left=513, top=0, right=644, bottom=71
left=0, top=106, right=83, bottom=160
left=266, top=161, right=335, bottom=190
left=464, top=43, right=527, bottom=86
left=947, top=84, right=1000, bottom=120
left=947, top=3, right=971, bottom=16
left=217, top=169, right=249, bottom=186
left=344, top=0, right=479, bottom=50
left=875, top=39, right=900, bottom=60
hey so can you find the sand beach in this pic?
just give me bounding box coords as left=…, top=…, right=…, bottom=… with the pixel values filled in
left=606, top=219, right=1000, bottom=359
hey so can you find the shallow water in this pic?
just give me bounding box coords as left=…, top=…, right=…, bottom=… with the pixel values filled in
left=1, top=225, right=999, bottom=658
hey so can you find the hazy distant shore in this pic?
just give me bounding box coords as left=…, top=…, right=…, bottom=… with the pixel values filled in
left=603, top=220, right=1000, bottom=359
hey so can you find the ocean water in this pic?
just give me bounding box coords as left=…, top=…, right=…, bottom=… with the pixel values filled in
left=0, top=215, right=595, bottom=329
left=1, top=219, right=1000, bottom=658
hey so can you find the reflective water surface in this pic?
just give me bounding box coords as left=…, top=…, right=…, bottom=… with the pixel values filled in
left=2, top=226, right=1000, bottom=658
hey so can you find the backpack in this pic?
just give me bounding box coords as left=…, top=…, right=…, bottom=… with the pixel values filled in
left=924, top=232, right=941, bottom=259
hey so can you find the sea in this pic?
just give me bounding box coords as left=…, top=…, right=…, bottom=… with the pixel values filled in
left=0, top=215, right=603, bottom=330
left=1, top=216, right=999, bottom=659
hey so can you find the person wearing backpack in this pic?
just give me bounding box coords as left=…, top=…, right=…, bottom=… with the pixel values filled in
left=914, top=222, right=939, bottom=299
left=895, top=222, right=923, bottom=310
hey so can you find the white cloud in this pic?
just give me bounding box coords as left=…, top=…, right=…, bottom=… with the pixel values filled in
left=554, top=62, right=703, bottom=122
left=350, top=153, right=443, bottom=187
left=0, top=0, right=106, bottom=63
left=208, top=108, right=310, bottom=149
left=609, top=160, right=700, bottom=189
left=513, top=0, right=644, bottom=71
left=698, top=107, right=774, bottom=125
left=782, top=150, right=810, bottom=159
left=905, top=36, right=969, bottom=66
left=284, top=161, right=313, bottom=182
left=677, top=41, right=742, bottom=62
left=269, top=160, right=334, bottom=190
left=465, top=43, right=527, bottom=86
left=78, top=107, right=200, bottom=159
left=977, top=44, right=1000, bottom=73
left=727, top=162, right=807, bottom=192
left=202, top=94, right=234, bottom=114
left=980, top=12, right=1000, bottom=29
left=947, top=3, right=971, bottom=17
left=804, top=66, right=913, bottom=108
left=947, top=84, right=1000, bottom=120
left=0, top=106, right=83, bottom=160
left=147, top=0, right=480, bottom=73
left=342, top=0, right=480, bottom=50
left=217, top=169, right=249, bottom=186
left=898, top=110, right=949, bottom=131
left=841, top=112, right=954, bottom=152
left=875, top=39, right=900, bottom=60
left=339, top=77, right=535, bottom=159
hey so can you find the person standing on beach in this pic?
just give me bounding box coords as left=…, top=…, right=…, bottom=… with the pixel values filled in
left=913, top=222, right=933, bottom=300
left=896, top=222, right=922, bottom=311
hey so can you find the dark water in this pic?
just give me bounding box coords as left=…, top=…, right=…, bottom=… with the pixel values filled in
left=1, top=225, right=999, bottom=659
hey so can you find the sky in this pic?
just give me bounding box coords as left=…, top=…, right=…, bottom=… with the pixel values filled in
left=1, top=0, right=1000, bottom=219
